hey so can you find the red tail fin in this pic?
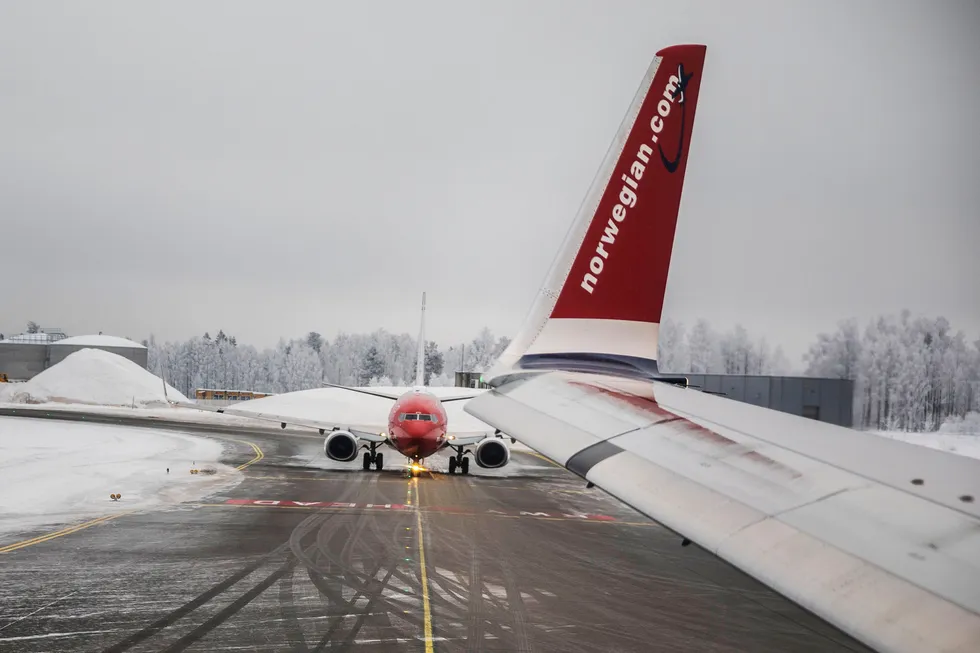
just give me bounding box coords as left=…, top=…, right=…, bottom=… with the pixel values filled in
left=553, top=44, right=705, bottom=322
left=489, top=45, right=707, bottom=382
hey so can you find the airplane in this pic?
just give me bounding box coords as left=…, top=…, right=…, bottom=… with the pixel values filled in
left=462, top=44, right=980, bottom=653
left=169, top=292, right=512, bottom=477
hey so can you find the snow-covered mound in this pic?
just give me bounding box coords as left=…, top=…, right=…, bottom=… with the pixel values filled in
left=872, top=431, right=980, bottom=462
left=0, top=348, right=186, bottom=407
left=939, top=411, right=980, bottom=435
left=51, top=334, right=146, bottom=349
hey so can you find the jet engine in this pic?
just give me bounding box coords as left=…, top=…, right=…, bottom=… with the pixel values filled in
left=474, top=438, right=510, bottom=469
left=324, top=430, right=359, bottom=462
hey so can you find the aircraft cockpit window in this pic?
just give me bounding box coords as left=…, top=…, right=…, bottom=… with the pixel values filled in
left=398, top=412, right=438, bottom=423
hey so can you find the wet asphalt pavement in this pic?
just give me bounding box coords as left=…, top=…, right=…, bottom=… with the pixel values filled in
left=0, top=409, right=873, bottom=652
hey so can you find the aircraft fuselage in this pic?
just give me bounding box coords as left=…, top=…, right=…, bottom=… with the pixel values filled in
left=386, top=388, right=448, bottom=462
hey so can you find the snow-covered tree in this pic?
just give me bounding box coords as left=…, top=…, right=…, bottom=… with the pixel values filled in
left=361, top=346, right=385, bottom=385
left=686, top=319, right=719, bottom=373
left=428, top=372, right=454, bottom=387
left=801, top=311, right=980, bottom=431
left=657, top=318, right=687, bottom=373
left=306, top=331, right=323, bottom=354
left=282, top=343, right=322, bottom=392
left=466, top=327, right=498, bottom=372
left=804, top=318, right=861, bottom=379
left=143, top=312, right=979, bottom=433
left=719, top=325, right=752, bottom=374
left=423, top=341, right=443, bottom=385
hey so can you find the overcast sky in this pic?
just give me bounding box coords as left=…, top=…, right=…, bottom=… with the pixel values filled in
left=1, top=1, right=978, bottom=363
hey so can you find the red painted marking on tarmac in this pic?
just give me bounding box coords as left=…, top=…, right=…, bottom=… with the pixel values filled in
left=223, top=499, right=616, bottom=521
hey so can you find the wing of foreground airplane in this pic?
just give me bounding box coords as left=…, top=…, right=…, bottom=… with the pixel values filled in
left=465, top=44, right=980, bottom=653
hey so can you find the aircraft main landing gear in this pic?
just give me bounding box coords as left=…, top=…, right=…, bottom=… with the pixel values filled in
left=363, top=446, right=384, bottom=471
left=448, top=454, right=469, bottom=475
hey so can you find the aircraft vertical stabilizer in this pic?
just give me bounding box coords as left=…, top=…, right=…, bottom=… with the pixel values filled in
left=488, top=44, right=707, bottom=383
left=415, top=292, right=426, bottom=387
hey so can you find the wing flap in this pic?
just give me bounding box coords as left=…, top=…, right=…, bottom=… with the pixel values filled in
left=465, top=371, right=980, bottom=653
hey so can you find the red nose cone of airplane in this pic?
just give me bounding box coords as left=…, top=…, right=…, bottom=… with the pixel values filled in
left=391, top=422, right=444, bottom=459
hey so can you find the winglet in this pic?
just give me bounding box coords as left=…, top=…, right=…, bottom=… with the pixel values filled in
left=486, top=44, right=707, bottom=384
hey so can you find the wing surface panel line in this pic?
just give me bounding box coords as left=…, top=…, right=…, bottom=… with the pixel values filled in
left=656, top=399, right=980, bottom=522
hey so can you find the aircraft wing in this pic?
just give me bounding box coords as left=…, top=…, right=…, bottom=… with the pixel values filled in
left=320, top=382, right=481, bottom=404
left=466, top=373, right=980, bottom=653
left=447, top=432, right=494, bottom=447
left=462, top=42, right=980, bottom=652
left=320, top=383, right=403, bottom=401
left=168, top=399, right=387, bottom=442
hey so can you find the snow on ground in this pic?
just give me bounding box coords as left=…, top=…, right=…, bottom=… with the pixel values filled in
left=0, top=348, right=185, bottom=407
left=871, top=430, right=980, bottom=461
left=0, top=416, right=242, bottom=537
left=50, top=334, right=146, bottom=349
left=939, top=411, right=980, bottom=435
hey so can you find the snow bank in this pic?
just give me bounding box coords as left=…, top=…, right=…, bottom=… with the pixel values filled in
left=1, top=348, right=186, bottom=407
left=0, top=417, right=241, bottom=536
left=0, top=383, right=17, bottom=403
left=939, top=411, right=980, bottom=435
left=51, top=334, right=146, bottom=349
left=872, top=430, right=980, bottom=462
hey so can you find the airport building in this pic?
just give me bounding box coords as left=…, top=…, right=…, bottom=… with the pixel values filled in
left=684, top=374, right=854, bottom=427
left=0, top=331, right=148, bottom=381
left=454, top=371, right=491, bottom=389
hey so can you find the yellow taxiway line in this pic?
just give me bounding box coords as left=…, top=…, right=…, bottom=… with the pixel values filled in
left=523, top=449, right=563, bottom=468
left=411, top=476, right=435, bottom=653
left=0, top=511, right=133, bottom=554
left=233, top=440, right=264, bottom=470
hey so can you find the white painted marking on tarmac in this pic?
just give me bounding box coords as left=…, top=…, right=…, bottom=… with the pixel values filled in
left=0, top=628, right=122, bottom=642
left=0, top=591, right=78, bottom=632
